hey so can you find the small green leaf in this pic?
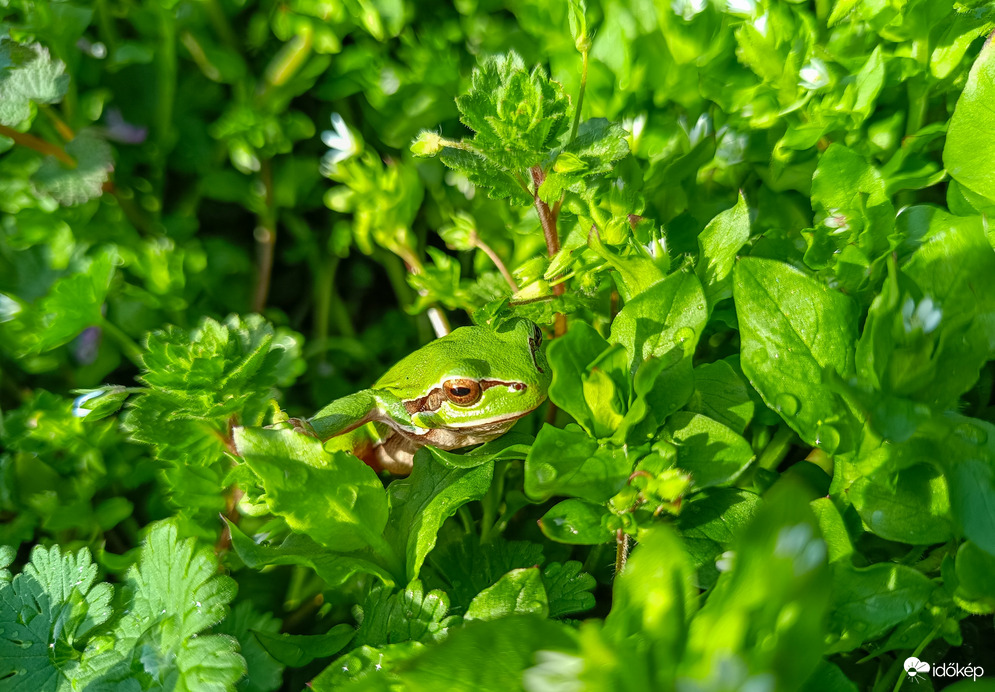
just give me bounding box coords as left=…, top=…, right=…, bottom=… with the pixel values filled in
left=252, top=625, right=354, bottom=667
left=953, top=541, right=995, bottom=613
left=676, top=487, right=762, bottom=589
left=696, top=192, right=750, bottom=309
left=685, top=360, right=755, bottom=434
left=354, top=580, right=454, bottom=648
left=34, top=131, right=114, bottom=206
left=465, top=567, right=548, bottom=621
left=538, top=499, right=612, bottom=545
left=542, top=561, right=597, bottom=618
left=214, top=602, right=285, bottom=692
left=850, top=463, right=953, bottom=545
left=424, top=536, right=545, bottom=611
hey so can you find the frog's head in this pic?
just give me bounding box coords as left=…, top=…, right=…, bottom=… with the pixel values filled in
left=377, top=318, right=551, bottom=431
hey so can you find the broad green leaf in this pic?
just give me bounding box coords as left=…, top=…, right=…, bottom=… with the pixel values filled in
left=696, top=192, right=750, bottom=308
left=944, top=36, right=995, bottom=201
left=385, top=452, right=494, bottom=581
left=734, top=257, right=859, bottom=451
left=827, top=562, right=935, bottom=653
left=0, top=545, right=113, bottom=690
left=542, top=561, right=596, bottom=618
left=538, top=499, right=612, bottom=545
left=665, top=412, right=754, bottom=489
left=310, top=641, right=424, bottom=691
left=235, top=427, right=389, bottom=554
left=0, top=39, right=69, bottom=126
left=685, top=360, right=755, bottom=434
left=850, top=463, right=953, bottom=545
left=935, top=415, right=995, bottom=556
left=438, top=148, right=532, bottom=205
left=809, top=498, right=854, bottom=565
left=464, top=567, right=548, bottom=621
left=354, top=580, right=453, bottom=648
left=524, top=425, right=629, bottom=503
left=226, top=520, right=394, bottom=588
left=675, top=488, right=762, bottom=589
left=546, top=321, right=617, bottom=437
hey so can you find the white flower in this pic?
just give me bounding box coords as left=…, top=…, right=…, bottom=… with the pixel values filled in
left=682, top=112, right=713, bottom=147
left=72, top=390, right=103, bottom=418
left=799, top=58, right=830, bottom=91
left=320, top=113, right=360, bottom=172
left=622, top=112, right=647, bottom=147
left=902, top=296, right=942, bottom=334
left=672, top=0, right=708, bottom=21
left=823, top=210, right=850, bottom=234
left=726, top=0, right=757, bottom=17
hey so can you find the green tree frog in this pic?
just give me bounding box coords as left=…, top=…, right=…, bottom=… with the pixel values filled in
left=293, top=318, right=550, bottom=475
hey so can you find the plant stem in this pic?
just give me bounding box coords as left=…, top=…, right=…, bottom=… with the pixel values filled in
left=99, top=317, right=144, bottom=366
left=529, top=165, right=567, bottom=337
left=757, top=425, right=797, bottom=471
left=568, top=48, right=589, bottom=143
left=41, top=105, right=74, bottom=142
left=0, top=124, right=75, bottom=165
left=154, top=3, right=177, bottom=212
left=614, top=529, right=631, bottom=576
left=473, top=233, right=519, bottom=291
left=892, top=623, right=942, bottom=692
left=252, top=159, right=277, bottom=313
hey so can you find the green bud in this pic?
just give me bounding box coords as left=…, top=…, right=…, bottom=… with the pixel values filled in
left=410, top=131, right=445, bottom=157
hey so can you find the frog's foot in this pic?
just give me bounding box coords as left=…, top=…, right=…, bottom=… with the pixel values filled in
left=285, top=417, right=319, bottom=438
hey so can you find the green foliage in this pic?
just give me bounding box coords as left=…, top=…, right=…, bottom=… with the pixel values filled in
left=3, top=0, right=995, bottom=689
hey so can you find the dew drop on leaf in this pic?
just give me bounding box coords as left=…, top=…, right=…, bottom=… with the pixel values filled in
left=775, top=393, right=800, bottom=416
left=815, top=424, right=840, bottom=455
left=534, top=463, right=558, bottom=485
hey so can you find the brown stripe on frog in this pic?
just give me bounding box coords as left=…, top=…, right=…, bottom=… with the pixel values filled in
left=403, top=379, right=527, bottom=414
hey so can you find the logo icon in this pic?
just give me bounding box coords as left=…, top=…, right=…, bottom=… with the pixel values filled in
left=904, top=657, right=931, bottom=682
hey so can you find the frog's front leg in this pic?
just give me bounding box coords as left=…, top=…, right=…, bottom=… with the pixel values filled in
left=294, top=389, right=425, bottom=441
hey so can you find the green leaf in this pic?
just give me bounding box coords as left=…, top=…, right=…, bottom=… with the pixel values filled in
left=604, top=526, right=696, bottom=682
left=827, top=562, right=935, bottom=653
left=396, top=616, right=575, bottom=690
left=34, top=132, right=114, bottom=206
left=944, top=35, right=995, bottom=201
left=541, top=561, right=596, bottom=618
left=681, top=481, right=830, bottom=688
left=81, top=521, right=245, bottom=689
left=953, top=541, right=995, bottom=613
left=213, top=602, right=285, bottom=692
left=465, top=567, right=548, bottom=621
left=675, top=488, right=762, bottom=589
left=935, top=415, right=995, bottom=556
left=252, top=625, right=354, bottom=668
left=22, top=248, right=115, bottom=354
left=310, top=641, right=424, bottom=690
left=0, top=544, right=113, bottom=690
left=696, top=191, right=750, bottom=309
left=850, top=463, right=953, bottom=545
left=538, top=499, right=612, bottom=545
left=524, top=425, right=629, bottom=503
left=665, top=412, right=754, bottom=489
left=809, top=497, right=854, bottom=565
left=354, top=580, right=454, bottom=648
left=226, top=520, right=394, bottom=588
left=424, top=535, right=545, bottom=611
left=234, top=427, right=389, bottom=553
left=685, top=360, right=755, bottom=434
left=385, top=451, right=494, bottom=581
left=438, top=148, right=532, bottom=205
left=419, top=431, right=532, bottom=470
left=455, top=51, right=570, bottom=170
left=0, top=39, right=69, bottom=126
left=734, top=257, right=859, bottom=451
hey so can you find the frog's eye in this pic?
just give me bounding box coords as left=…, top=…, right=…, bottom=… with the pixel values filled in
left=443, top=378, right=482, bottom=406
